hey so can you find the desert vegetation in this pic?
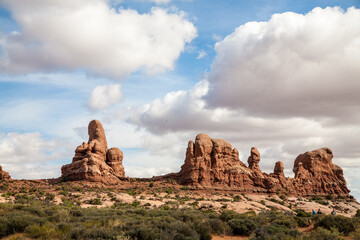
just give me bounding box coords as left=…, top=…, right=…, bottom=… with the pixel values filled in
left=1, top=192, right=360, bottom=240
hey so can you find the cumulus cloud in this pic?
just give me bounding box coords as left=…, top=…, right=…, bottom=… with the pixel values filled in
left=128, top=7, right=360, bottom=199
left=0, top=132, right=70, bottom=164
left=0, top=0, right=197, bottom=78
left=0, top=132, right=73, bottom=178
left=205, top=7, right=360, bottom=121
left=88, top=84, right=123, bottom=110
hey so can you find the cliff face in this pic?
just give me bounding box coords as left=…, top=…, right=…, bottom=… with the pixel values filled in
left=177, top=134, right=350, bottom=196
left=61, top=120, right=125, bottom=184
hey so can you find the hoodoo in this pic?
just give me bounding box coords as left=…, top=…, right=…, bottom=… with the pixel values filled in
left=61, top=120, right=125, bottom=184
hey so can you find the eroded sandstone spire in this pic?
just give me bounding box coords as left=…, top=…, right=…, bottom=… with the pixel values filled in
left=61, top=120, right=125, bottom=184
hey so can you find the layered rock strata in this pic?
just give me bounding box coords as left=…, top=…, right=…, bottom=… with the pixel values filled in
left=61, top=120, right=125, bottom=184
left=0, top=166, right=11, bottom=181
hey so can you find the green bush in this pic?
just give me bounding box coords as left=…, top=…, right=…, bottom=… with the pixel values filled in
left=228, top=218, right=256, bottom=236
left=314, top=215, right=356, bottom=235
left=195, top=222, right=212, bottom=240
left=303, top=227, right=339, bottom=240
left=207, top=218, right=230, bottom=235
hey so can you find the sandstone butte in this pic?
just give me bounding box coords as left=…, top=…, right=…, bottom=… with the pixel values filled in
left=0, top=119, right=345, bottom=197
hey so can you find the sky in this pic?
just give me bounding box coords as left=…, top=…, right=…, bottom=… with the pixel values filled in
left=0, top=0, right=360, bottom=198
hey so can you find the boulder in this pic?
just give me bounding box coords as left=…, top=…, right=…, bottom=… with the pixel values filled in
left=61, top=120, right=125, bottom=184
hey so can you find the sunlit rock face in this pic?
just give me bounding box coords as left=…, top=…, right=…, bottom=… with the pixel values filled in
left=292, top=147, right=349, bottom=195
left=177, top=135, right=350, bottom=196
left=61, top=120, right=125, bottom=184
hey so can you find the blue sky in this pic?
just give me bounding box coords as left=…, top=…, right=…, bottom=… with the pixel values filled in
left=1, top=0, right=360, bottom=199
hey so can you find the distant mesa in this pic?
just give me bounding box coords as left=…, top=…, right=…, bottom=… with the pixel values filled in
left=0, top=165, right=11, bottom=181
left=61, top=120, right=125, bottom=184
left=60, top=121, right=350, bottom=197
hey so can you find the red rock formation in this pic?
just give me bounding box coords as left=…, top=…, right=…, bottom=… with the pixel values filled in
left=292, top=147, right=349, bottom=195
left=0, top=166, right=11, bottom=181
left=61, top=120, right=125, bottom=184
left=178, top=134, right=257, bottom=191
left=274, top=161, right=285, bottom=176
left=106, top=147, right=125, bottom=178
left=176, top=134, right=350, bottom=196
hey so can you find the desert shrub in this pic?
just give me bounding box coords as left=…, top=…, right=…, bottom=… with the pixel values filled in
left=314, top=215, right=356, bottom=235
left=206, top=218, right=230, bottom=235
left=296, top=217, right=310, bottom=228
left=88, top=198, right=102, bottom=205
left=355, top=209, right=360, bottom=218
left=228, top=218, right=256, bottom=236
left=219, top=210, right=241, bottom=222
left=303, top=227, right=339, bottom=240
left=252, top=223, right=301, bottom=240
left=233, top=195, right=241, bottom=202
left=0, top=211, right=44, bottom=237
left=125, top=223, right=159, bottom=240
left=25, top=223, right=59, bottom=239
left=195, top=222, right=212, bottom=240
left=295, top=209, right=311, bottom=218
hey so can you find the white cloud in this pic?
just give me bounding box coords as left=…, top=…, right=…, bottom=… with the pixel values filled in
left=127, top=7, right=360, bottom=199
left=196, top=50, right=207, bottom=59
left=148, top=0, right=171, bottom=4
left=0, top=132, right=71, bottom=164
left=88, top=84, right=123, bottom=110
left=205, top=7, right=360, bottom=121
left=0, top=0, right=197, bottom=79
left=0, top=132, right=73, bottom=178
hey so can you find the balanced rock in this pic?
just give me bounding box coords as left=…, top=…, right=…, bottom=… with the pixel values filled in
left=61, top=120, right=125, bottom=184
left=293, top=147, right=349, bottom=195
left=0, top=166, right=11, bottom=181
